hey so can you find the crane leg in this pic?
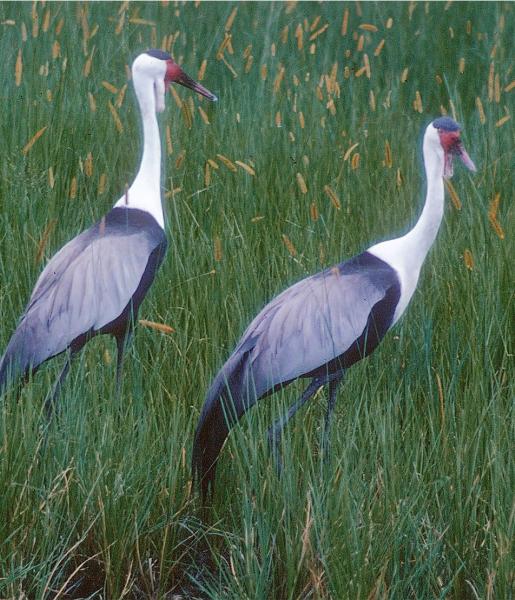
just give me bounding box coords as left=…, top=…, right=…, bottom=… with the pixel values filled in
left=115, top=331, right=132, bottom=397
left=43, top=353, right=73, bottom=419
left=267, top=376, right=325, bottom=474
left=322, top=372, right=344, bottom=458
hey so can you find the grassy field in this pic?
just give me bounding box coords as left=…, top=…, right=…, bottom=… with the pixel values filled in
left=0, top=1, right=513, bottom=598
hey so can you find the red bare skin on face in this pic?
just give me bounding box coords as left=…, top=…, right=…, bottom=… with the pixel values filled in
left=438, top=129, right=461, bottom=153
left=165, top=61, right=183, bottom=84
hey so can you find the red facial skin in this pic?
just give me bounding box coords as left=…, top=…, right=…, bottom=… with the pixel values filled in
left=438, top=129, right=461, bottom=153
left=165, top=60, right=182, bottom=85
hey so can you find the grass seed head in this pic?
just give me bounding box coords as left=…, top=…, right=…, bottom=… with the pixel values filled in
left=282, top=234, right=297, bottom=256
left=445, top=180, right=462, bottom=210
left=15, top=49, right=23, bottom=87
left=463, top=249, right=474, bottom=270
left=296, top=172, right=308, bottom=194
left=22, top=126, right=47, bottom=155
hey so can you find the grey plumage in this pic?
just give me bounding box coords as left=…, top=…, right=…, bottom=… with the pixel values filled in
left=0, top=207, right=167, bottom=400
left=192, top=252, right=400, bottom=498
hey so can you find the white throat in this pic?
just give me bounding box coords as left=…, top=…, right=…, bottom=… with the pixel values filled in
left=114, top=69, right=165, bottom=229
left=368, top=124, right=445, bottom=324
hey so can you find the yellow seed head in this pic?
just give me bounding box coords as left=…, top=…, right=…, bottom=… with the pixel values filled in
left=341, top=8, right=349, bottom=36
left=324, top=185, right=341, bottom=210
left=374, top=39, right=385, bottom=56
left=197, top=59, right=207, bottom=82
left=108, top=101, right=123, bottom=133
left=48, top=167, right=55, bottom=189
left=445, top=180, right=462, bottom=210
left=98, top=173, right=106, bottom=194
left=139, top=320, right=175, bottom=335
left=475, top=97, right=486, bottom=124
left=84, top=152, right=93, bottom=177
left=463, top=249, right=474, bottom=270
left=282, top=234, right=297, bottom=257
left=488, top=62, right=494, bottom=102
left=213, top=236, right=222, bottom=261
left=495, top=115, right=510, bottom=128
left=216, top=154, right=237, bottom=172
left=235, top=161, right=256, bottom=176
left=296, top=172, right=308, bottom=194
left=69, top=176, right=77, bottom=199
left=15, top=49, right=22, bottom=87
left=22, top=126, right=47, bottom=155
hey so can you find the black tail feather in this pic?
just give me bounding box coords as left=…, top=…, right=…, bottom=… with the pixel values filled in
left=192, top=346, right=256, bottom=501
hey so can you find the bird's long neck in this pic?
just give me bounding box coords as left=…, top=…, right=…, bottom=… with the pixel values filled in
left=366, top=133, right=445, bottom=324
left=402, top=140, right=445, bottom=263
left=114, top=72, right=164, bottom=228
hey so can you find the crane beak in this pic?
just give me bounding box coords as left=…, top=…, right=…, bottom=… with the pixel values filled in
left=174, top=71, right=218, bottom=102
left=454, top=141, right=476, bottom=172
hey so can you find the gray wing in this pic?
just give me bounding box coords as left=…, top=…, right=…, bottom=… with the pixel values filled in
left=236, top=266, right=392, bottom=396
left=3, top=227, right=159, bottom=371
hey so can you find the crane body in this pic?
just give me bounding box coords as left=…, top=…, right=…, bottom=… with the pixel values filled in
left=192, top=117, right=476, bottom=499
left=0, top=49, right=216, bottom=411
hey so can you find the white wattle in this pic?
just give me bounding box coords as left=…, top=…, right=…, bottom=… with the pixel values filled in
left=368, top=124, right=445, bottom=325
left=114, top=66, right=165, bottom=229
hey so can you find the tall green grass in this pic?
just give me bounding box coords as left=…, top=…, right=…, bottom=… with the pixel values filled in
left=0, top=2, right=512, bottom=598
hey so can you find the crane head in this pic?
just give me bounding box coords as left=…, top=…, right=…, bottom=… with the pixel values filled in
left=132, top=50, right=217, bottom=114
left=432, top=116, right=476, bottom=178
left=145, top=49, right=217, bottom=103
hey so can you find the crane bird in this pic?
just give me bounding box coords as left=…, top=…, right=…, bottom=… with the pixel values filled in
left=0, top=49, right=217, bottom=414
left=192, top=116, right=476, bottom=499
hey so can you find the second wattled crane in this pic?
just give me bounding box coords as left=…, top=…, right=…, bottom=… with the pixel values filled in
left=0, top=50, right=217, bottom=414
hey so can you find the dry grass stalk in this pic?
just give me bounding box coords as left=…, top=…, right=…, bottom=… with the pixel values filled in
left=36, top=219, right=57, bottom=263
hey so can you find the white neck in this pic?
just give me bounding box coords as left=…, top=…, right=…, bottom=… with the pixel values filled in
left=114, top=70, right=165, bottom=228
left=401, top=141, right=445, bottom=259
left=367, top=128, right=445, bottom=323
